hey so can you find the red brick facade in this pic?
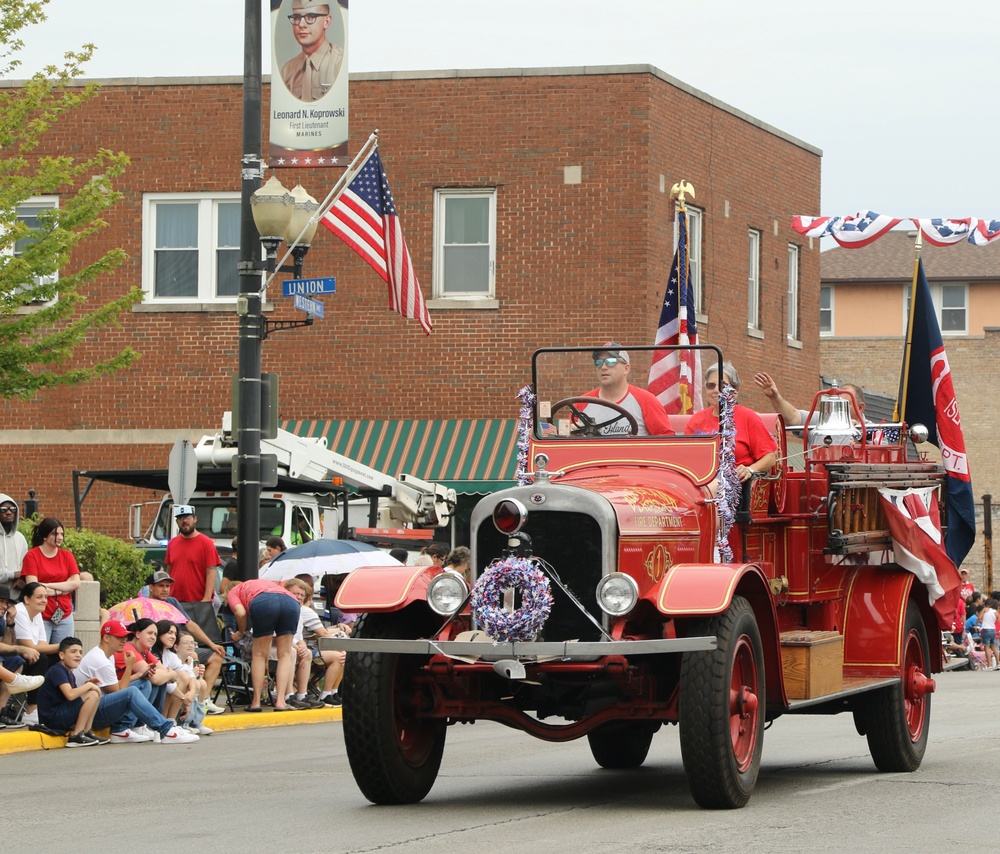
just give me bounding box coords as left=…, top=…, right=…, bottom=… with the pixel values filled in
left=1, top=66, right=821, bottom=537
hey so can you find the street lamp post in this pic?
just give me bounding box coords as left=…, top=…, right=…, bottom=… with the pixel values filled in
left=235, top=6, right=321, bottom=581
left=235, top=0, right=264, bottom=583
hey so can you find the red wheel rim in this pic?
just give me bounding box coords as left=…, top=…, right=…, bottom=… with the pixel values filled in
left=902, top=628, right=928, bottom=742
left=392, top=658, right=436, bottom=765
left=729, top=635, right=760, bottom=772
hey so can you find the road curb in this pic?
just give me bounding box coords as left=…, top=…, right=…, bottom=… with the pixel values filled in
left=0, top=705, right=342, bottom=755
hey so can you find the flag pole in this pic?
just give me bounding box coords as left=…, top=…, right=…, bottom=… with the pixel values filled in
left=260, top=129, right=380, bottom=295
left=894, top=232, right=923, bottom=421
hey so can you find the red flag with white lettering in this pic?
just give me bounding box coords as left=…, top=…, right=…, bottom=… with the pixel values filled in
left=878, top=486, right=962, bottom=630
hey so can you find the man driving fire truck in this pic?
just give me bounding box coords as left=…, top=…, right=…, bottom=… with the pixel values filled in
left=576, top=343, right=674, bottom=437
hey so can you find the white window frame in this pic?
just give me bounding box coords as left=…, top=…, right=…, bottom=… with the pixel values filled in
left=747, top=229, right=761, bottom=332
left=903, top=281, right=968, bottom=336
left=820, top=284, right=834, bottom=336
left=142, top=192, right=241, bottom=304
left=674, top=203, right=704, bottom=315
left=3, top=196, right=60, bottom=308
left=787, top=244, right=800, bottom=344
left=432, top=188, right=497, bottom=303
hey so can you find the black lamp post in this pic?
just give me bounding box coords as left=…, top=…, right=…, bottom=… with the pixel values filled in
left=235, top=5, right=321, bottom=581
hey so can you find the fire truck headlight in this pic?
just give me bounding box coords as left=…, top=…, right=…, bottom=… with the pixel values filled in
left=596, top=573, right=639, bottom=617
left=427, top=572, right=468, bottom=616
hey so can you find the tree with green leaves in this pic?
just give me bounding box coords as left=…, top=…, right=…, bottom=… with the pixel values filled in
left=0, top=0, right=141, bottom=399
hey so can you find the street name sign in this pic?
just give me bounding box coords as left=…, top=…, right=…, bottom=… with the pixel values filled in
left=293, top=293, right=325, bottom=318
left=282, top=277, right=337, bottom=297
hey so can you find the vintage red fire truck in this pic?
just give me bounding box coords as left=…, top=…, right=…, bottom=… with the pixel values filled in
left=326, top=345, right=955, bottom=809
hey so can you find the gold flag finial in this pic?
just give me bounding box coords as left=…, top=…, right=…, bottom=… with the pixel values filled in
left=670, top=180, right=696, bottom=208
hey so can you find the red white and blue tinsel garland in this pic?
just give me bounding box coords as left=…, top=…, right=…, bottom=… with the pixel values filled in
left=515, top=384, right=537, bottom=486
left=470, top=556, right=554, bottom=643
left=712, top=385, right=739, bottom=563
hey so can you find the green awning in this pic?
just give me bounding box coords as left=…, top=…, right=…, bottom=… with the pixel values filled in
left=280, top=419, right=520, bottom=494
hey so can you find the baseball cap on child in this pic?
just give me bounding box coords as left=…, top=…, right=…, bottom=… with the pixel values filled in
left=101, top=620, right=130, bottom=638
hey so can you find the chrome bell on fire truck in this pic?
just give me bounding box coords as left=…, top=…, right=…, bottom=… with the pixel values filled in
left=807, top=393, right=855, bottom=447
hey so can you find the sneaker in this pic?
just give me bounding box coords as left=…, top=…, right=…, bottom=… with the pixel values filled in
left=161, top=725, right=199, bottom=745
left=323, top=692, right=342, bottom=707
left=66, top=732, right=99, bottom=748
left=21, top=709, right=38, bottom=726
left=204, top=700, right=226, bottom=715
left=86, top=730, right=111, bottom=745
left=188, top=722, right=213, bottom=736
left=0, top=710, right=25, bottom=728
left=110, top=728, right=153, bottom=744
left=8, top=673, right=45, bottom=694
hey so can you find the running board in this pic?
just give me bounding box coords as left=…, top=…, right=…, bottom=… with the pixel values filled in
left=785, top=675, right=900, bottom=711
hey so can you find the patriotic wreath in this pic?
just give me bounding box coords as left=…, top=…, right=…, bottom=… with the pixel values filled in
left=470, top=556, right=554, bottom=643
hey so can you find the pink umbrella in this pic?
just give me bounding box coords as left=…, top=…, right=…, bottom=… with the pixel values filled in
left=108, top=596, right=188, bottom=626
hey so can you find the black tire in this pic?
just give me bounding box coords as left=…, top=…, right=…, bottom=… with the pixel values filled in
left=587, top=722, right=658, bottom=769
left=679, top=595, right=765, bottom=809
left=854, top=601, right=931, bottom=772
left=342, top=612, right=446, bottom=804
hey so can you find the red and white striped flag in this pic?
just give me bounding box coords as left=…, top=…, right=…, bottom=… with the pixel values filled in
left=648, top=207, right=701, bottom=413
left=321, top=147, right=433, bottom=334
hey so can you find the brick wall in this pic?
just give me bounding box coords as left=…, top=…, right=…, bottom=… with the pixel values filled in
left=1, top=67, right=822, bottom=541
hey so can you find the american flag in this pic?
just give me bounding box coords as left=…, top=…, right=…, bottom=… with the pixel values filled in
left=320, top=147, right=433, bottom=334
left=914, top=218, right=973, bottom=246
left=648, top=208, right=701, bottom=413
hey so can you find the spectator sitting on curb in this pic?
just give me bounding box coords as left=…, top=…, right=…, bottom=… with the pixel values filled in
left=76, top=619, right=199, bottom=744
left=1, top=583, right=44, bottom=726
left=285, top=577, right=344, bottom=707
left=143, top=568, right=226, bottom=715
left=13, top=581, right=59, bottom=726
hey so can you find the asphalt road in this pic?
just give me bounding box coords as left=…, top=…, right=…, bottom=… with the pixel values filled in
left=8, top=668, right=995, bottom=853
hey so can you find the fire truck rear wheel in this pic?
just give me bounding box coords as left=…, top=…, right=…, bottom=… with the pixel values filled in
left=679, top=595, right=765, bottom=809
left=854, top=601, right=931, bottom=773
left=587, top=721, right=658, bottom=769
left=342, top=611, right=446, bottom=804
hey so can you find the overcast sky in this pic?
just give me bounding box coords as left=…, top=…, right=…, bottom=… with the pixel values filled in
left=8, top=0, right=999, bottom=228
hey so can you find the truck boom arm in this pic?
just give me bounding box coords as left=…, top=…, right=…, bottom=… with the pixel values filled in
left=193, top=413, right=456, bottom=528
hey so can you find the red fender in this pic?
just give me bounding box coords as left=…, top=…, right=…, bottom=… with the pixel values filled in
left=648, top=562, right=783, bottom=713
left=843, top=566, right=944, bottom=676
left=334, top=565, right=438, bottom=613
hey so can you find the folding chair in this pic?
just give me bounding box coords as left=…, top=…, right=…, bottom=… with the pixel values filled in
left=178, top=601, right=253, bottom=711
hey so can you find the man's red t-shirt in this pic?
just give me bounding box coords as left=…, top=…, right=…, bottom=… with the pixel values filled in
left=165, top=533, right=221, bottom=602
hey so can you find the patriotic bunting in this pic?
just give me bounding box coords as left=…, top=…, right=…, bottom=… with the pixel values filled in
left=792, top=212, right=1000, bottom=247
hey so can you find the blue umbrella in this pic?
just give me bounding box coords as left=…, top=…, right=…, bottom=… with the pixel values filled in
left=258, top=538, right=401, bottom=584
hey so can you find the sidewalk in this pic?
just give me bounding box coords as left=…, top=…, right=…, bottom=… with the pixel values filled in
left=0, top=705, right=342, bottom=755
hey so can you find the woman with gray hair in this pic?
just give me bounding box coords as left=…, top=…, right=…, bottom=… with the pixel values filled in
left=684, top=362, right=778, bottom=483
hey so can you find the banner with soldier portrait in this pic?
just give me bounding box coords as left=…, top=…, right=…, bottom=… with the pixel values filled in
left=269, top=0, right=349, bottom=167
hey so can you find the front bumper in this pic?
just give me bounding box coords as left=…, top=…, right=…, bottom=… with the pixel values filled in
left=318, top=635, right=717, bottom=659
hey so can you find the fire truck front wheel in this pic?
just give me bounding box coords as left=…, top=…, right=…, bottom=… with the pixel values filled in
left=342, top=612, right=447, bottom=804
left=678, top=595, right=765, bottom=809
left=854, top=601, right=931, bottom=773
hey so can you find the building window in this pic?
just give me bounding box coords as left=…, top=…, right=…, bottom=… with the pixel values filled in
left=433, top=189, right=496, bottom=299
left=903, top=281, right=967, bottom=335
left=675, top=203, right=704, bottom=313
left=142, top=193, right=241, bottom=302
left=820, top=285, right=833, bottom=335
left=4, top=197, right=59, bottom=305
left=747, top=229, right=761, bottom=331
left=787, top=244, right=800, bottom=342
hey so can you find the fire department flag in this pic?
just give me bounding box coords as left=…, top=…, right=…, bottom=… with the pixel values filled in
left=901, top=259, right=976, bottom=566
left=648, top=208, right=702, bottom=413
left=878, top=486, right=962, bottom=630
left=320, top=147, right=433, bottom=334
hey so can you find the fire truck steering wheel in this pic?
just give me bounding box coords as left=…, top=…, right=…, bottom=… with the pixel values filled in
left=550, top=397, right=640, bottom=437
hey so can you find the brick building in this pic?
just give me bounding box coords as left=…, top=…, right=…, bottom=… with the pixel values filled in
left=820, top=231, right=1000, bottom=589
left=1, top=65, right=822, bottom=542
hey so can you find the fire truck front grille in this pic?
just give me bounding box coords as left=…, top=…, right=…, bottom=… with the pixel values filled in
left=474, top=511, right=604, bottom=642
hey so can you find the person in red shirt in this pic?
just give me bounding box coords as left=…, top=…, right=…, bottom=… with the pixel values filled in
left=164, top=505, right=222, bottom=604
left=113, top=617, right=177, bottom=716
left=20, top=517, right=80, bottom=647
left=576, top=343, right=674, bottom=437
